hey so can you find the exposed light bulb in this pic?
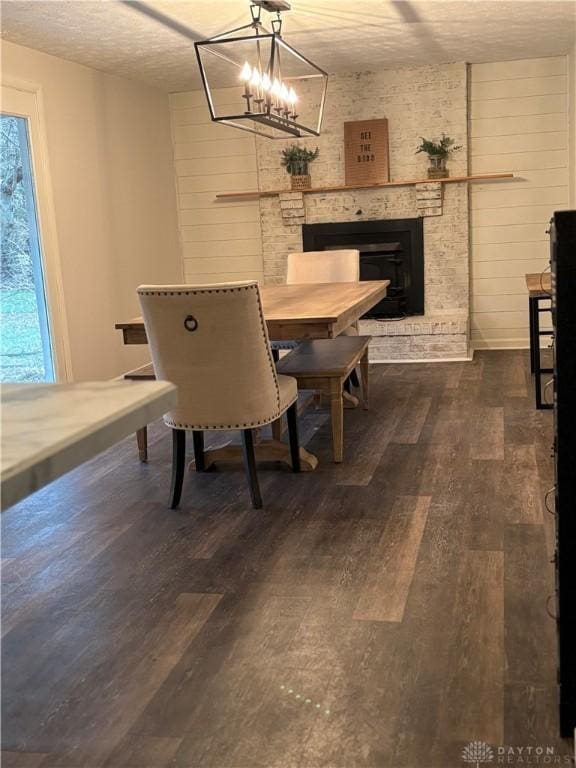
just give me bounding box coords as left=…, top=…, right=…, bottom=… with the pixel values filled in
left=271, top=78, right=282, bottom=97
left=288, top=87, right=297, bottom=105
left=250, top=68, right=261, bottom=87
left=240, top=61, right=252, bottom=81
left=280, top=83, right=289, bottom=102
left=261, top=73, right=271, bottom=91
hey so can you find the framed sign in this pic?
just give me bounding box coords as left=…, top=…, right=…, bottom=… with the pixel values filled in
left=344, top=119, right=390, bottom=186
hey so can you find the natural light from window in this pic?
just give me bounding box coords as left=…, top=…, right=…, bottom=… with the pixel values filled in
left=1, top=114, right=54, bottom=382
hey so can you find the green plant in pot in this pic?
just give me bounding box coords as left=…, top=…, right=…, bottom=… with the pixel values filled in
left=416, top=134, right=462, bottom=179
left=280, top=145, right=319, bottom=190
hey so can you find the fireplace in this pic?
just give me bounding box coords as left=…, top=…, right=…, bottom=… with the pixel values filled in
left=302, top=218, right=424, bottom=318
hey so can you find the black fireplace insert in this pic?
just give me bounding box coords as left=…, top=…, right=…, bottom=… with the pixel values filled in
left=302, top=218, right=424, bottom=318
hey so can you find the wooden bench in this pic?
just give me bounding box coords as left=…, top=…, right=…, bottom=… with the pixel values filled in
left=123, top=362, right=155, bottom=461
left=276, top=336, right=371, bottom=463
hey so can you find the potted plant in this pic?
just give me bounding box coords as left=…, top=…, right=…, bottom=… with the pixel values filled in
left=280, top=145, right=319, bottom=190
left=416, top=134, right=462, bottom=179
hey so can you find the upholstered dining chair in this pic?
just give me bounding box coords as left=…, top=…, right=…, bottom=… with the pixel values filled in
left=280, top=249, right=361, bottom=344
left=272, top=249, right=361, bottom=358
left=286, top=249, right=360, bottom=287
left=137, top=281, right=301, bottom=510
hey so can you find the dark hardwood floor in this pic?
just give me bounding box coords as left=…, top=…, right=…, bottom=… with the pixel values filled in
left=2, top=350, right=571, bottom=767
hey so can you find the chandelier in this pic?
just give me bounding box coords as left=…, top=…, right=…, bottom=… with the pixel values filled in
left=194, top=1, right=328, bottom=139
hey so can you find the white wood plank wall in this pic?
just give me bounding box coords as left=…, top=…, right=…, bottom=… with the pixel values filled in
left=169, top=89, right=264, bottom=284
left=569, top=44, right=576, bottom=207
left=469, top=56, right=569, bottom=348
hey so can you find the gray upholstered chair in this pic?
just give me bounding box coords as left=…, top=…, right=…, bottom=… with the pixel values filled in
left=137, top=281, right=300, bottom=510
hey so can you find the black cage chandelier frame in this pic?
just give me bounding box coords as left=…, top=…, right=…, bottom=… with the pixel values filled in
left=194, top=2, right=328, bottom=139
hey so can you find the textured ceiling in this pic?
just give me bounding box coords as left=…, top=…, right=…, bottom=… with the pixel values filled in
left=1, top=0, right=575, bottom=92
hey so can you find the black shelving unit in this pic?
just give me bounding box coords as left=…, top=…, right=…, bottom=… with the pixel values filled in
left=550, top=209, right=576, bottom=738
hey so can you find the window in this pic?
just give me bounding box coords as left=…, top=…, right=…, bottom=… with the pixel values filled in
left=1, top=81, right=70, bottom=382
left=1, top=114, right=54, bottom=381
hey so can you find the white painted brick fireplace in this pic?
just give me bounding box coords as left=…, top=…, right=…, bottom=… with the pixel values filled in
left=255, top=63, right=470, bottom=361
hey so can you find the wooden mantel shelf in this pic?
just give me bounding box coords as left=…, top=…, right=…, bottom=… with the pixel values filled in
left=215, top=172, right=514, bottom=201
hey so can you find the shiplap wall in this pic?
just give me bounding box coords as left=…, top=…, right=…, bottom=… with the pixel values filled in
left=569, top=44, right=576, bottom=206
left=469, top=56, right=569, bottom=348
left=169, top=89, right=264, bottom=284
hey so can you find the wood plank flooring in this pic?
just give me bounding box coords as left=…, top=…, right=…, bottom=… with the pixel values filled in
left=2, top=351, right=571, bottom=767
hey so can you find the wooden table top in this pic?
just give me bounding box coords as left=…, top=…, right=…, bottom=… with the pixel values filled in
left=525, top=272, right=552, bottom=297
left=261, top=280, right=388, bottom=325
left=116, top=280, right=390, bottom=343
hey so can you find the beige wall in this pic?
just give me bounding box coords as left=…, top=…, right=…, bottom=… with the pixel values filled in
left=469, top=56, right=570, bottom=349
left=169, top=89, right=263, bottom=284
left=1, top=40, right=181, bottom=380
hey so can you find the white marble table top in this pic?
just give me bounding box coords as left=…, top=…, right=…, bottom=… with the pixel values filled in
left=1, top=380, right=176, bottom=510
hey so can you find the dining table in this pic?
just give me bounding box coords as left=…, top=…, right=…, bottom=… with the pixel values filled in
left=116, top=281, right=390, bottom=344
left=115, top=280, right=389, bottom=470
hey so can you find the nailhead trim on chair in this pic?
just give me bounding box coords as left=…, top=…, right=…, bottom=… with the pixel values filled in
left=162, top=394, right=298, bottom=431
left=138, top=283, right=284, bottom=427
left=138, top=286, right=254, bottom=296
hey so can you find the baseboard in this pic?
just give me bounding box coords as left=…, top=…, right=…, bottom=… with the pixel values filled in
left=472, top=339, right=530, bottom=350
left=371, top=353, right=474, bottom=364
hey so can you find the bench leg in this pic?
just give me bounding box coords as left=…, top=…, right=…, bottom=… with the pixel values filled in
left=136, top=426, right=148, bottom=462
left=330, top=378, right=344, bottom=463
left=360, top=349, right=369, bottom=410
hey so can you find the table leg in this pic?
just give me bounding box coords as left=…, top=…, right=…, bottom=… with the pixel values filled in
left=533, top=297, right=543, bottom=409
left=343, top=390, right=359, bottom=409
left=532, top=298, right=554, bottom=410
left=330, top=378, right=344, bottom=463
left=136, top=426, right=148, bottom=463
left=528, top=296, right=536, bottom=374
left=360, top=349, right=369, bottom=410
